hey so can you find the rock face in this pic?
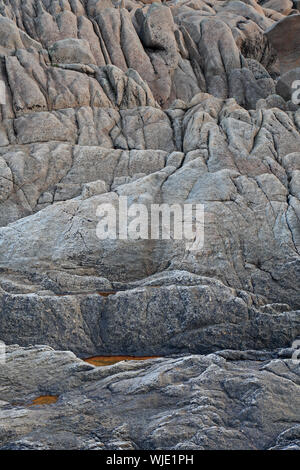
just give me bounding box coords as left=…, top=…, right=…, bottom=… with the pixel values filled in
left=265, top=14, right=300, bottom=73
left=0, top=270, right=299, bottom=357
left=49, top=38, right=97, bottom=65
left=0, top=345, right=300, bottom=450
left=0, top=0, right=299, bottom=450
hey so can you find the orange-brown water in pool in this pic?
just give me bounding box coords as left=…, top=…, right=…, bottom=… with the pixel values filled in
left=84, top=355, right=160, bottom=367
left=28, top=395, right=58, bottom=406
left=98, top=292, right=116, bottom=297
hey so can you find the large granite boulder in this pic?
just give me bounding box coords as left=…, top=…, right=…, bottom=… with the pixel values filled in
left=49, top=38, right=97, bottom=65
left=265, top=14, right=300, bottom=73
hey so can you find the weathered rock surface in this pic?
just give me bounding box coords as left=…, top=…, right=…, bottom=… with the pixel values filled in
left=0, top=270, right=299, bottom=356
left=49, top=38, right=97, bottom=65
left=265, top=14, right=300, bottom=73
left=0, top=345, right=299, bottom=450
left=0, top=96, right=299, bottom=308
left=0, top=0, right=299, bottom=450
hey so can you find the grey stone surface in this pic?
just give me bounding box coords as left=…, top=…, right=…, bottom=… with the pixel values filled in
left=0, top=0, right=299, bottom=450
left=0, top=271, right=299, bottom=356
left=0, top=345, right=299, bottom=450
left=265, top=14, right=300, bottom=73
left=49, top=38, right=96, bottom=65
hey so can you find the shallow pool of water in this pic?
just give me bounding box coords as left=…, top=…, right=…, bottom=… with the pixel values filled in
left=84, top=355, right=159, bottom=367
left=28, top=395, right=58, bottom=406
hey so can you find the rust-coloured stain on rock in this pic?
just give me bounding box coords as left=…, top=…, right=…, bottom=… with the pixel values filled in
left=84, top=355, right=160, bottom=367
left=28, top=395, right=58, bottom=406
